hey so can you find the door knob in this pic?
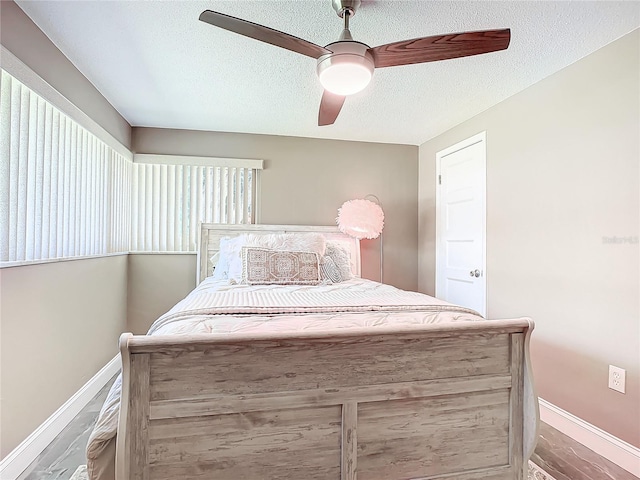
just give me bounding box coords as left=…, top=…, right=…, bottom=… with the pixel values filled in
left=469, top=269, right=481, bottom=278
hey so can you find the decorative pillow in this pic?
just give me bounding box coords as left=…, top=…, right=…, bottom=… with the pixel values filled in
left=241, top=247, right=321, bottom=285
left=319, top=255, right=342, bottom=283
left=227, top=233, right=326, bottom=283
left=323, top=242, right=353, bottom=281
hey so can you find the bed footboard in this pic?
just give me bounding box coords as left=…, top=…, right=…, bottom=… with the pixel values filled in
left=116, top=319, right=536, bottom=480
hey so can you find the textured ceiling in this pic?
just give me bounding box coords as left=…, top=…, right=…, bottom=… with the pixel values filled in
left=15, top=1, right=640, bottom=145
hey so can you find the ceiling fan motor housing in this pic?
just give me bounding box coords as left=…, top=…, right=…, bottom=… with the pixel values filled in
left=331, top=0, right=361, bottom=18
left=317, top=41, right=374, bottom=96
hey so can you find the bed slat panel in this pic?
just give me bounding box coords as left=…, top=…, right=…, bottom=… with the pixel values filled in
left=149, top=458, right=338, bottom=480
left=357, top=390, right=511, bottom=479
left=149, top=333, right=510, bottom=401
left=147, top=405, right=341, bottom=480
left=148, top=374, right=512, bottom=420
left=416, top=465, right=515, bottom=480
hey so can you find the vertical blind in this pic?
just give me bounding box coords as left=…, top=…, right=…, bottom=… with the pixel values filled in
left=130, top=163, right=254, bottom=252
left=1, top=70, right=260, bottom=264
left=110, top=151, right=132, bottom=254
left=0, top=70, right=132, bottom=263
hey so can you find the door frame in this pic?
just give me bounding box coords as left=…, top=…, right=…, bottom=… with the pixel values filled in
left=435, top=131, right=487, bottom=317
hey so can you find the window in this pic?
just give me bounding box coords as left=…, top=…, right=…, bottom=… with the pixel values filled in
left=0, top=67, right=262, bottom=265
left=130, top=155, right=262, bottom=252
left=0, top=70, right=132, bottom=264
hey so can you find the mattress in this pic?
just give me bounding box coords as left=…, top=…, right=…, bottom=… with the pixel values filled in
left=86, top=277, right=533, bottom=480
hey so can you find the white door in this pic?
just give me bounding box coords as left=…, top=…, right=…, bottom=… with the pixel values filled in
left=435, top=132, right=487, bottom=316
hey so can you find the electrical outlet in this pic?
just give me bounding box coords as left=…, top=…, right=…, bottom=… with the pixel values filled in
left=608, top=365, right=626, bottom=394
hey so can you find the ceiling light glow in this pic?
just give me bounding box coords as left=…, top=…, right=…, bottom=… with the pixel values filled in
left=318, top=54, right=373, bottom=96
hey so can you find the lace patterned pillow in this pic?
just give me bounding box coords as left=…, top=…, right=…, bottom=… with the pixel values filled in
left=241, top=247, right=321, bottom=285
left=227, top=233, right=326, bottom=283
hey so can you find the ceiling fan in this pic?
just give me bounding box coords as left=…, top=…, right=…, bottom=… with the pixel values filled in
left=199, top=0, right=510, bottom=126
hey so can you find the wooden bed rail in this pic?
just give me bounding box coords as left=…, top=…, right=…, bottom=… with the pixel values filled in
left=116, top=319, right=536, bottom=480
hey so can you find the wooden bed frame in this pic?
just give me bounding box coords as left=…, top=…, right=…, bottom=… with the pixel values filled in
left=115, top=224, right=537, bottom=480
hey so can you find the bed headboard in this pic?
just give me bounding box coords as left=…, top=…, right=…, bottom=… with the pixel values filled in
left=197, top=224, right=361, bottom=284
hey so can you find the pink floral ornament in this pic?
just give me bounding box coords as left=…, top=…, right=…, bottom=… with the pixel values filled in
left=336, top=199, right=384, bottom=239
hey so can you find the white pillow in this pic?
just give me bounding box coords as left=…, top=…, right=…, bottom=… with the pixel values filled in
left=209, top=251, right=222, bottom=278
left=257, top=233, right=326, bottom=255
left=211, top=236, right=245, bottom=280
left=226, top=233, right=327, bottom=283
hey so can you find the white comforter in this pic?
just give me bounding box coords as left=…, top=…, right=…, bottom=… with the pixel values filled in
left=86, top=278, right=492, bottom=475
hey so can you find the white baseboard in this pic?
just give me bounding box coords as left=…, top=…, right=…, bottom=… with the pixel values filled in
left=539, top=398, right=640, bottom=477
left=0, top=355, right=120, bottom=480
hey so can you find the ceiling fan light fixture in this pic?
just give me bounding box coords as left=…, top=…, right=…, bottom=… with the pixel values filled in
left=199, top=8, right=511, bottom=125
left=318, top=56, right=373, bottom=95
left=317, top=41, right=374, bottom=96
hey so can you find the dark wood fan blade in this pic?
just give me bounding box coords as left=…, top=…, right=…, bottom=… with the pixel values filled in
left=199, top=10, right=331, bottom=59
left=318, top=91, right=346, bottom=126
left=369, top=28, right=510, bottom=68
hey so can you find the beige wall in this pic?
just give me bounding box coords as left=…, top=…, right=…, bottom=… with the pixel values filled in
left=127, top=254, right=197, bottom=334
left=0, top=256, right=128, bottom=457
left=0, top=0, right=134, bottom=458
left=129, top=128, right=418, bottom=333
left=0, top=0, right=132, bottom=149
left=418, top=30, right=639, bottom=446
